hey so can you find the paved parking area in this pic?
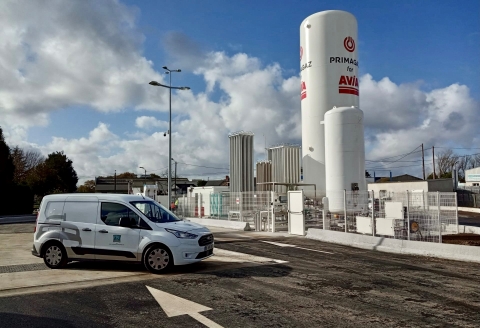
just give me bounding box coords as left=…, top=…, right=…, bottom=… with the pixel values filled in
left=1, top=223, right=480, bottom=327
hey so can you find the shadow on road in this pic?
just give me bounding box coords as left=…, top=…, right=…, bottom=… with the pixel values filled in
left=0, top=313, right=75, bottom=328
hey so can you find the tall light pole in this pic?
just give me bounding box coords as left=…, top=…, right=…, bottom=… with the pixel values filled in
left=149, top=71, right=190, bottom=208
left=139, top=166, right=146, bottom=182
left=171, top=158, right=178, bottom=197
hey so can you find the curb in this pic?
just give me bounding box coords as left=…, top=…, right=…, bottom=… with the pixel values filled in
left=184, top=217, right=252, bottom=231
left=458, top=207, right=480, bottom=214
left=306, top=228, right=480, bottom=264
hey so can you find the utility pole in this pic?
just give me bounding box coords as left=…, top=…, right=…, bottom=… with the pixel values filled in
left=114, top=170, right=117, bottom=193
left=174, top=160, right=177, bottom=197
left=421, top=144, right=425, bottom=180
left=432, top=146, right=436, bottom=180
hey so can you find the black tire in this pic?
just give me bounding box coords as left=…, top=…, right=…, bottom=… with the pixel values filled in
left=143, top=244, right=173, bottom=274
left=42, top=242, right=68, bottom=269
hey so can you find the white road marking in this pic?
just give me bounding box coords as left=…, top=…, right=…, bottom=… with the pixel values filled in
left=261, top=241, right=334, bottom=254
left=210, top=248, right=288, bottom=264
left=146, top=286, right=224, bottom=328
left=0, top=248, right=287, bottom=297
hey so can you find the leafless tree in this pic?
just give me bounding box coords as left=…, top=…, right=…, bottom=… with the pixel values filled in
left=473, top=154, right=480, bottom=168
left=436, top=149, right=457, bottom=177
left=24, top=150, right=44, bottom=171
left=10, top=147, right=45, bottom=183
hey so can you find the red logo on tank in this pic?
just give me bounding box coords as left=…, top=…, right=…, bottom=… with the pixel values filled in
left=301, top=81, right=307, bottom=100
left=344, top=37, right=355, bottom=52
left=338, top=75, right=359, bottom=96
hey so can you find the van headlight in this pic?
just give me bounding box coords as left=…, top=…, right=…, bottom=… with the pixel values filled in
left=165, top=228, right=198, bottom=239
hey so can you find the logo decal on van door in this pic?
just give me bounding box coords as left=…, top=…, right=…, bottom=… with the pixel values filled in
left=113, top=235, right=121, bottom=243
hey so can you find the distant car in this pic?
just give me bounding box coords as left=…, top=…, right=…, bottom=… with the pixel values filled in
left=32, top=194, right=214, bottom=273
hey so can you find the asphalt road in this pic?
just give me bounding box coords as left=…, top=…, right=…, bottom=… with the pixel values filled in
left=1, top=226, right=480, bottom=327
left=459, top=211, right=480, bottom=227
left=0, top=215, right=36, bottom=225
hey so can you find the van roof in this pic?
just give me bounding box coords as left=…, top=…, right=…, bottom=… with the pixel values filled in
left=42, top=193, right=150, bottom=202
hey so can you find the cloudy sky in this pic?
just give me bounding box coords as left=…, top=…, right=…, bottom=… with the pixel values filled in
left=0, top=0, right=479, bottom=184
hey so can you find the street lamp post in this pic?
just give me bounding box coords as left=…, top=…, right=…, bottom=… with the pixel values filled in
left=139, top=166, right=146, bottom=192
left=149, top=71, right=190, bottom=208
left=171, top=158, right=178, bottom=197
left=139, top=166, right=146, bottom=180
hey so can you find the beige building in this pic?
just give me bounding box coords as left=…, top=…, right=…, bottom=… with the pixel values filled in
left=465, top=167, right=480, bottom=187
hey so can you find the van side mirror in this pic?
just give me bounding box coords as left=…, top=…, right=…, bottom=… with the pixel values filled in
left=119, top=217, right=131, bottom=228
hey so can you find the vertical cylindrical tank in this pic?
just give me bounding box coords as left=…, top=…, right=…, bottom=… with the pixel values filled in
left=268, top=145, right=301, bottom=193
left=324, top=106, right=366, bottom=212
left=300, top=10, right=359, bottom=195
left=229, top=132, right=254, bottom=193
left=256, top=160, right=272, bottom=192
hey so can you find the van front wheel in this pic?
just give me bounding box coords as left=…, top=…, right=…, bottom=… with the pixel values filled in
left=144, top=245, right=172, bottom=274
left=43, top=242, right=68, bottom=269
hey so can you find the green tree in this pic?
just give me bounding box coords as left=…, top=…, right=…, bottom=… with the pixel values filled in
left=0, top=127, right=14, bottom=187
left=77, top=180, right=96, bottom=193
left=197, top=180, right=207, bottom=187
left=27, top=151, right=78, bottom=196
left=116, top=172, right=137, bottom=179
left=0, top=128, right=34, bottom=215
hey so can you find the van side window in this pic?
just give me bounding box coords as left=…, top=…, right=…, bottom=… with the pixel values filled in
left=45, top=202, right=65, bottom=221
left=101, top=203, right=140, bottom=227
left=64, top=201, right=98, bottom=224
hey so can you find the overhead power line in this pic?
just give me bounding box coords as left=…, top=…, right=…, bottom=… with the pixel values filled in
left=176, top=162, right=229, bottom=170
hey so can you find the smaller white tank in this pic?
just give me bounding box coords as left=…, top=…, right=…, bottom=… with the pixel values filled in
left=324, top=106, right=366, bottom=212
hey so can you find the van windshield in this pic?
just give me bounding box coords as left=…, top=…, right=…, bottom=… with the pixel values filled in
left=130, top=201, right=181, bottom=223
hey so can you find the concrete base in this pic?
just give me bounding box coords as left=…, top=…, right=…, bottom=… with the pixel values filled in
left=458, top=224, right=480, bottom=234
left=185, top=217, right=252, bottom=231
left=306, top=228, right=480, bottom=264
left=458, top=207, right=480, bottom=213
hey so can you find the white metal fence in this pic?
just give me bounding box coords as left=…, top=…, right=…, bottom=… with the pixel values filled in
left=174, top=189, right=459, bottom=243
left=324, top=191, right=459, bottom=243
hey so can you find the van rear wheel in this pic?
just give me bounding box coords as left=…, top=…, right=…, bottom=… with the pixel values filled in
left=144, top=245, right=172, bottom=274
left=43, top=242, right=68, bottom=269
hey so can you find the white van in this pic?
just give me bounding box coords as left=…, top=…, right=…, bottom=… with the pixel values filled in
left=32, top=194, right=214, bottom=273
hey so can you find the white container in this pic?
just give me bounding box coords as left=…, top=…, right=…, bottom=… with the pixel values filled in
left=324, top=106, right=366, bottom=212
left=300, top=10, right=359, bottom=194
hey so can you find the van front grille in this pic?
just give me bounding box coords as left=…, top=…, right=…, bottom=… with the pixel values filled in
left=198, top=234, right=214, bottom=246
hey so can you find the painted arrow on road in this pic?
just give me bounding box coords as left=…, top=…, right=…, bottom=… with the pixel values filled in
left=261, top=241, right=334, bottom=254
left=146, top=286, right=224, bottom=328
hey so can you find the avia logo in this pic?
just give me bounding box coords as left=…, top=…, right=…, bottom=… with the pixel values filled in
left=338, top=75, right=359, bottom=96
left=301, top=81, right=307, bottom=100
left=300, top=46, right=303, bottom=61
left=344, top=36, right=355, bottom=52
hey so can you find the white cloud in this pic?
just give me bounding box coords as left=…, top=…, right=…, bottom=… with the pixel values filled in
left=1, top=1, right=478, bottom=185
left=135, top=116, right=169, bottom=130
left=0, top=0, right=167, bottom=133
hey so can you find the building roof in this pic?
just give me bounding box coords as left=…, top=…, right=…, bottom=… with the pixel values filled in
left=204, top=180, right=226, bottom=186
left=376, top=174, right=422, bottom=183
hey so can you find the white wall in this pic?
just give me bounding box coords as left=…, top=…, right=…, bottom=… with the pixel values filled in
left=368, top=179, right=453, bottom=194
left=368, top=181, right=429, bottom=194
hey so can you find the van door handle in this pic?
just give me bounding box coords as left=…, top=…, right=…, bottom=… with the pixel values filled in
left=82, top=228, right=92, bottom=232
left=99, top=229, right=108, bottom=233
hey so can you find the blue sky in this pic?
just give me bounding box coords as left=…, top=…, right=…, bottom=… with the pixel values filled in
left=1, top=0, right=479, bottom=182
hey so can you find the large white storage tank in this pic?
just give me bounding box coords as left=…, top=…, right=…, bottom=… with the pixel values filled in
left=324, top=106, right=366, bottom=212
left=300, top=10, right=359, bottom=195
